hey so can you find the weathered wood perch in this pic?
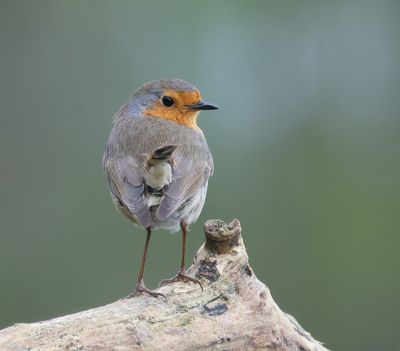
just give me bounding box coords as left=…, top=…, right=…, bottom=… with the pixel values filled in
left=0, top=219, right=329, bottom=351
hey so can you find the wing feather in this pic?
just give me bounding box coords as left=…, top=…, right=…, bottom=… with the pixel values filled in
left=104, top=157, right=152, bottom=228
left=156, top=156, right=211, bottom=221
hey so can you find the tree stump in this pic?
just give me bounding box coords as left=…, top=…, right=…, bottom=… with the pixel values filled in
left=0, top=219, right=329, bottom=351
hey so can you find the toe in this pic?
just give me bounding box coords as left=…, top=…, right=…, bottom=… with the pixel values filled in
left=122, top=281, right=166, bottom=299
left=159, top=272, right=203, bottom=291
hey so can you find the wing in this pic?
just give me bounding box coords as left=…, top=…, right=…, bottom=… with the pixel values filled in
left=156, top=155, right=212, bottom=221
left=103, top=155, right=152, bottom=228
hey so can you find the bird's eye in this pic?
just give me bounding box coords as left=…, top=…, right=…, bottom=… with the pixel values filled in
left=162, top=96, right=174, bottom=107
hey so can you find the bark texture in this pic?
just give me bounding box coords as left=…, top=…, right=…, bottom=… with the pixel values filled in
left=0, top=219, right=329, bottom=351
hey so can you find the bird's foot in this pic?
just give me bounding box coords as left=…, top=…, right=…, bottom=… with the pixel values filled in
left=123, top=280, right=166, bottom=299
left=159, top=271, right=203, bottom=291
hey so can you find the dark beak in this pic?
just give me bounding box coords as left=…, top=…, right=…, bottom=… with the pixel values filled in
left=187, top=101, right=219, bottom=111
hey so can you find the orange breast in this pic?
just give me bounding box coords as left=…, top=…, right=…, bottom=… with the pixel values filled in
left=144, top=90, right=202, bottom=132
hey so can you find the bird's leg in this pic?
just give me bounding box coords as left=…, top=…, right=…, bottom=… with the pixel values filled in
left=126, top=227, right=165, bottom=298
left=159, top=222, right=203, bottom=291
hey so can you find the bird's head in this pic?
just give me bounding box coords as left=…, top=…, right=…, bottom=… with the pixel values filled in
left=125, top=79, right=218, bottom=131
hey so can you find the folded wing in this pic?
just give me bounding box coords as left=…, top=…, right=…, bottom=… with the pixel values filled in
left=156, top=155, right=212, bottom=221
left=104, top=156, right=152, bottom=228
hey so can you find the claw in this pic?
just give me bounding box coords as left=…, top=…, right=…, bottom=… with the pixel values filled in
left=123, top=280, right=166, bottom=299
left=159, top=271, right=203, bottom=291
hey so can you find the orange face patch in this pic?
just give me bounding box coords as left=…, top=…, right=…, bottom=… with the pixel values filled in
left=144, top=89, right=203, bottom=131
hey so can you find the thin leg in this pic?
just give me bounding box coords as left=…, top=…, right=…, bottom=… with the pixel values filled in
left=126, top=227, right=165, bottom=298
left=159, top=222, right=203, bottom=291
left=137, top=227, right=152, bottom=284
left=180, top=222, right=187, bottom=272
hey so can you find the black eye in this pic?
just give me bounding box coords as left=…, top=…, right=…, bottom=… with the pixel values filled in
left=162, top=96, right=174, bottom=107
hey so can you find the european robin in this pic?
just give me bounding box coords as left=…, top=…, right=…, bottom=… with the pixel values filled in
left=103, top=79, right=218, bottom=297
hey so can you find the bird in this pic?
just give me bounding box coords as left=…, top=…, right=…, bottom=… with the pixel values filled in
left=103, top=79, right=218, bottom=298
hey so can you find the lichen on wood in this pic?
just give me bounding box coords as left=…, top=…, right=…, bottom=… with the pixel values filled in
left=0, top=219, right=329, bottom=351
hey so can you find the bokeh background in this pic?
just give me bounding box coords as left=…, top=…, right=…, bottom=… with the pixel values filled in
left=1, top=1, right=399, bottom=350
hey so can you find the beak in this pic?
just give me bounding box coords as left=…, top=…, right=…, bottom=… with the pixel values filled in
left=187, top=101, right=219, bottom=111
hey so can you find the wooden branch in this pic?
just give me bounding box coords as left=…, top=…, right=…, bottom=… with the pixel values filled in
left=0, top=219, right=329, bottom=351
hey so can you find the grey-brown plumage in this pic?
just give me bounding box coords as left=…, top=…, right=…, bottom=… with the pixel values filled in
left=103, top=79, right=218, bottom=297
left=103, top=107, right=213, bottom=231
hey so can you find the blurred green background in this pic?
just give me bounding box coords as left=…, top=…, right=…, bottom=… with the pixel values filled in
left=1, top=1, right=399, bottom=350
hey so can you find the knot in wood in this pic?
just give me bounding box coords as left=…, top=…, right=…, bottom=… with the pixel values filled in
left=204, top=219, right=241, bottom=254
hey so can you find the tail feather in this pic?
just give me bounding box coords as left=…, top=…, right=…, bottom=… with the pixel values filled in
left=151, top=145, right=177, bottom=161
